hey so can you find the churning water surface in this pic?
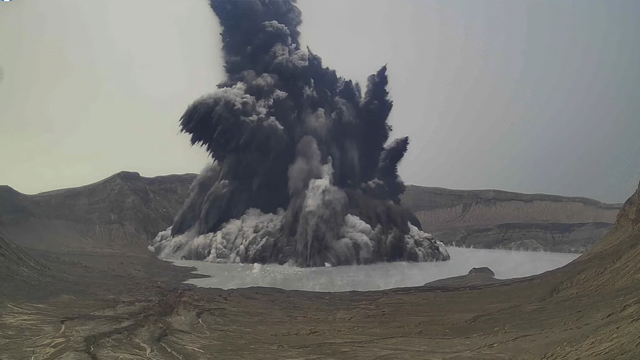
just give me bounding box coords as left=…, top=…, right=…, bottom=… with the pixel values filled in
left=171, top=247, right=579, bottom=292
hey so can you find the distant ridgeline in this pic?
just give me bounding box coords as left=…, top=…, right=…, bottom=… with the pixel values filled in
left=402, top=185, right=621, bottom=253
left=0, top=172, right=620, bottom=257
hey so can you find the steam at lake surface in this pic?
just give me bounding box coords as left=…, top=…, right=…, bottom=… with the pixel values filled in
left=171, top=247, right=579, bottom=292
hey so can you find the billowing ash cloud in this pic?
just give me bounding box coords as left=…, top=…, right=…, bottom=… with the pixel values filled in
left=150, top=0, right=450, bottom=267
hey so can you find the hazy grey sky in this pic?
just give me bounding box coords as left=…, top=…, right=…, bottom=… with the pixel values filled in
left=1, top=0, right=639, bottom=203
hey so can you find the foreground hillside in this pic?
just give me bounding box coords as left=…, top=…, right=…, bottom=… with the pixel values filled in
left=0, top=180, right=639, bottom=359
left=0, top=172, right=620, bottom=255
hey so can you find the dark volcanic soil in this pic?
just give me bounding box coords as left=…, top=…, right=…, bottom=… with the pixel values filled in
left=0, top=178, right=639, bottom=359
left=2, top=247, right=639, bottom=360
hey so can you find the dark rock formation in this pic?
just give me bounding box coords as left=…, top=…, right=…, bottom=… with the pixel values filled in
left=424, top=266, right=503, bottom=287
left=468, top=267, right=495, bottom=276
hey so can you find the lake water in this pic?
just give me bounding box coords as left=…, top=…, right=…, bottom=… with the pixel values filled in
left=171, top=247, right=579, bottom=292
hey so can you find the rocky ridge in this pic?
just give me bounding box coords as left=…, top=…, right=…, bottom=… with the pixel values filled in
left=0, top=172, right=620, bottom=255
left=0, top=172, right=196, bottom=255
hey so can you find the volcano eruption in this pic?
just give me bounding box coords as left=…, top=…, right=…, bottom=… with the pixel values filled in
left=150, top=0, right=450, bottom=267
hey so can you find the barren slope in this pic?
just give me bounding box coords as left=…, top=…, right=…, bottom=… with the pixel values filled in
left=0, top=231, right=49, bottom=282
left=1, top=173, right=616, bottom=256
left=0, top=171, right=196, bottom=255
left=0, top=181, right=639, bottom=359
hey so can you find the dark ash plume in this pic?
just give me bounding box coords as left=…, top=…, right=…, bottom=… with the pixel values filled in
left=150, top=0, right=450, bottom=267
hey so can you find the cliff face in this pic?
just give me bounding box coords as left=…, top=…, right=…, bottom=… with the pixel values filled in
left=0, top=173, right=621, bottom=255
left=611, top=180, right=640, bottom=232
left=0, top=231, right=49, bottom=282
left=552, top=180, right=640, bottom=296
left=0, top=172, right=196, bottom=255
left=403, top=185, right=620, bottom=230
left=401, top=185, right=621, bottom=252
